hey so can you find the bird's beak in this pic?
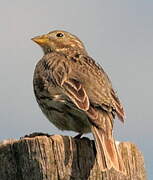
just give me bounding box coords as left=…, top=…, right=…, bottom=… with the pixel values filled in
left=31, top=35, right=49, bottom=46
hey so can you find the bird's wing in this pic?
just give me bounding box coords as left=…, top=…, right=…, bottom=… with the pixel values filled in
left=95, top=60, right=125, bottom=122
left=43, top=52, right=124, bottom=122
left=63, top=78, right=90, bottom=111
left=78, top=55, right=125, bottom=122
left=110, top=88, right=125, bottom=122
left=62, top=78, right=103, bottom=129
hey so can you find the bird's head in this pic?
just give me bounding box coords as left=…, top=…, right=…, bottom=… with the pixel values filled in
left=32, top=30, right=86, bottom=55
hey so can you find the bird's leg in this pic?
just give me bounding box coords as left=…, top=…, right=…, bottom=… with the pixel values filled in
left=74, top=133, right=83, bottom=139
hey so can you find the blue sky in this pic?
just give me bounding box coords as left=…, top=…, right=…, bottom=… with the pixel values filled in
left=0, top=0, right=152, bottom=178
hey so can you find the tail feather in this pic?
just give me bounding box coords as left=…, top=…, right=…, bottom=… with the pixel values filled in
left=91, top=112, right=126, bottom=174
left=92, top=126, right=111, bottom=170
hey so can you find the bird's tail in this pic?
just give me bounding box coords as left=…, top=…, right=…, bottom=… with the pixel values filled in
left=91, top=112, right=126, bottom=174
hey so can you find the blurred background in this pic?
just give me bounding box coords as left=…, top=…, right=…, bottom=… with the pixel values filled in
left=0, top=0, right=152, bottom=178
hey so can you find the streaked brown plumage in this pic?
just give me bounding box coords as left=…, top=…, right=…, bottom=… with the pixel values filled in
left=32, top=30, right=126, bottom=173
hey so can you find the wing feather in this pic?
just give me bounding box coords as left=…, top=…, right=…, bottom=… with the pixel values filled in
left=111, top=89, right=125, bottom=122
left=63, top=79, right=89, bottom=111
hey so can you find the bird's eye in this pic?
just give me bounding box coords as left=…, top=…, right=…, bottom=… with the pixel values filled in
left=56, top=33, right=64, bottom=37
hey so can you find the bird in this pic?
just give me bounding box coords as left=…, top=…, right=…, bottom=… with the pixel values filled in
left=32, top=30, right=126, bottom=173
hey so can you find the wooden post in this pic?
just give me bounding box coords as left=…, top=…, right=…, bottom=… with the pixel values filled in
left=0, top=134, right=147, bottom=180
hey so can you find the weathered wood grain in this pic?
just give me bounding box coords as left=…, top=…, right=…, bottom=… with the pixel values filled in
left=0, top=134, right=147, bottom=180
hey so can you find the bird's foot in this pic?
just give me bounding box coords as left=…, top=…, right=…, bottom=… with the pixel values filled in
left=74, top=133, right=83, bottom=139
left=21, top=132, right=51, bottom=139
